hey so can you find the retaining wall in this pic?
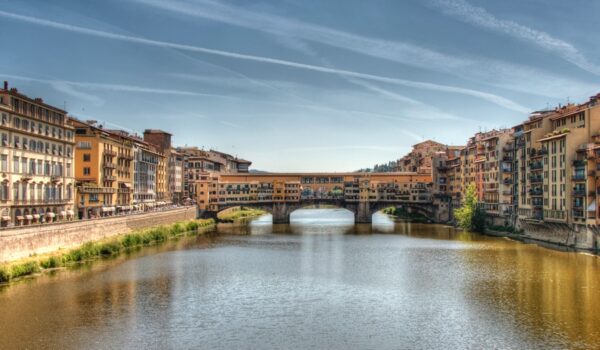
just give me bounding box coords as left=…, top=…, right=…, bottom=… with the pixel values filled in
left=0, top=207, right=198, bottom=262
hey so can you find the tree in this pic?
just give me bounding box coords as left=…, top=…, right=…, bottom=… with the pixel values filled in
left=454, top=183, right=486, bottom=232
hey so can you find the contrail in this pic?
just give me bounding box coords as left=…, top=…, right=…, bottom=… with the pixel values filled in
left=0, top=10, right=530, bottom=113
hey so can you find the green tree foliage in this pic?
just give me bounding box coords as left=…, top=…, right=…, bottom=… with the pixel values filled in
left=454, top=183, right=486, bottom=232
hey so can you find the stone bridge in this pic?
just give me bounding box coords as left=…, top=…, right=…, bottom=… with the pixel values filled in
left=194, top=172, right=435, bottom=224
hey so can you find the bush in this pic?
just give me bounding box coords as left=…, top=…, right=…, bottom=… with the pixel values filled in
left=99, top=241, right=121, bottom=256
left=121, top=234, right=142, bottom=248
left=40, top=256, right=61, bottom=269
left=11, top=261, right=40, bottom=279
left=0, top=265, right=10, bottom=282
left=170, top=223, right=184, bottom=236
left=185, top=221, right=199, bottom=231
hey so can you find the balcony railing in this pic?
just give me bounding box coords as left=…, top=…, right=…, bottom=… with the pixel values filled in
left=529, top=189, right=543, bottom=196
left=530, top=176, right=543, bottom=183
left=572, top=189, right=586, bottom=197
left=572, top=174, right=586, bottom=181
left=11, top=199, right=71, bottom=205
left=572, top=159, right=586, bottom=167
left=103, top=162, right=116, bottom=169
left=104, top=149, right=117, bottom=156
left=529, top=162, right=543, bottom=170
left=104, top=175, right=117, bottom=181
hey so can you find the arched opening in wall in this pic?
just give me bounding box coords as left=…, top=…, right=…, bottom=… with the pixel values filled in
left=289, top=206, right=354, bottom=234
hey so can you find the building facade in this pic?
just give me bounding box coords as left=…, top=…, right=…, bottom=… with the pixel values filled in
left=70, top=119, right=135, bottom=219
left=0, top=82, right=75, bottom=226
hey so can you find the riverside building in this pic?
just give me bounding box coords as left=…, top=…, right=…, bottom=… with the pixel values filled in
left=70, top=119, right=135, bottom=219
left=0, top=82, right=76, bottom=226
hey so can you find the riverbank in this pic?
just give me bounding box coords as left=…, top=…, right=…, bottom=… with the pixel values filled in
left=217, top=207, right=267, bottom=223
left=0, top=218, right=215, bottom=283
left=0, top=207, right=197, bottom=262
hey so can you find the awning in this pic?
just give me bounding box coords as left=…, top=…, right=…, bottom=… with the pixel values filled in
left=25, top=215, right=33, bottom=220
left=46, top=212, right=56, bottom=218
left=33, top=214, right=40, bottom=219
left=16, top=216, right=24, bottom=221
left=121, top=183, right=131, bottom=188
left=67, top=210, right=74, bottom=216
left=59, top=211, right=66, bottom=217
left=102, top=207, right=111, bottom=212
left=588, top=200, right=596, bottom=212
left=1, top=216, right=11, bottom=221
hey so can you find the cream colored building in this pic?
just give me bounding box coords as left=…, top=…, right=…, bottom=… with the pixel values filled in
left=0, top=82, right=75, bottom=226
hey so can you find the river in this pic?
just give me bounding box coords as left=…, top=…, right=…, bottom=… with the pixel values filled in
left=0, top=209, right=599, bottom=349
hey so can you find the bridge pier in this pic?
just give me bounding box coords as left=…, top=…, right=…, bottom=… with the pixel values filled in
left=272, top=202, right=291, bottom=224
left=354, top=202, right=372, bottom=224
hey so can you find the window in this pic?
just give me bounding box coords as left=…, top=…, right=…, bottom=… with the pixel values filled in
left=13, top=157, right=19, bottom=173
left=83, top=154, right=91, bottom=162
left=0, top=155, right=6, bottom=172
left=13, top=136, right=19, bottom=148
left=83, top=167, right=91, bottom=175
left=0, top=182, right=8, bottom=200
left=77, top=141, right=92, bottom=149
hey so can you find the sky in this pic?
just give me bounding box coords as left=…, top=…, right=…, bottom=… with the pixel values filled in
left=1, top=0, right=599, bottom=171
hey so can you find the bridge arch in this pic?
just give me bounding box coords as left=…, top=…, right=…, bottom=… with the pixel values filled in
left=205, top=200, right=435, bottom=225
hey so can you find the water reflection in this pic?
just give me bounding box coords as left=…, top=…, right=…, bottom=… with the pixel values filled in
left=0, top=209, right=599, bottom=349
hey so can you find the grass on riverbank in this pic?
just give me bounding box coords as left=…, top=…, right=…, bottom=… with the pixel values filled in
left=382, top=207, right=429, bottom=223
left=0, top=218, right=215, bottom=283
left=217, top=207, right=266, bottom=223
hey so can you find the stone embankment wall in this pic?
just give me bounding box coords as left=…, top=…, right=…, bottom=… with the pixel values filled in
left=518, top=220, right=599, bottom=251
left=0, top=207, right=198, bottom=262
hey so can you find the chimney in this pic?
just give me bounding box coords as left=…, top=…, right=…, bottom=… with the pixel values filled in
left=3, top=81, right=7, bottom=90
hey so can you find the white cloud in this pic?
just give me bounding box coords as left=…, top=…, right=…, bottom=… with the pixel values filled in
left=131, top=0, right=598, bottom=102
left=2, top=73, right=229, bottom=97
left=428, top=0, right=600, bottom=75
left=0, top=10, right=531, bottom=113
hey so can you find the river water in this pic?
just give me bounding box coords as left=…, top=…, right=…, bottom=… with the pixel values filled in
left=0, top=209, right=599, bottom=349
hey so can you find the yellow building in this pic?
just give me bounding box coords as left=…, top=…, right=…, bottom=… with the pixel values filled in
left=70, top=119, right=134, bottom=219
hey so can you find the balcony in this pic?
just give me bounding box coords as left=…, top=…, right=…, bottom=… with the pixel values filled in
left=104, top=175, right=117, bottom=181
left=50, top=175, right=61, bottom=183
left=118, top=153, right=134, bottom=160
left=529, top=162, right=543, bottom=170
left=572, top=189, right=586, bottom=197
left=530, top=176, right=543, bottom=183
left=103, top=162, right=116, bottom=169
left=530, top=148, right=547, bottom=158
left=572, top=159, right=586, bottom=167
left=572, top=174, right=586, bottom=181
left=79, top=185, right=117, bottom=194
left=529, top=189, right=543, bottom=196
left=104, top=149, right=117, bottom=157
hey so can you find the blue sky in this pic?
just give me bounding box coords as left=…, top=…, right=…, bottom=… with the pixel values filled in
left=1, top=0, right=599, bottom=171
